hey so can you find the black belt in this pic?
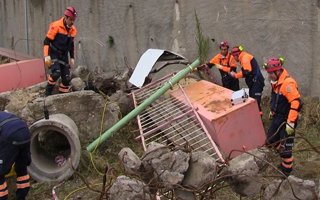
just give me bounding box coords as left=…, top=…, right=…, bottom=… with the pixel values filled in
left=52, top=59, right=70, bottom=67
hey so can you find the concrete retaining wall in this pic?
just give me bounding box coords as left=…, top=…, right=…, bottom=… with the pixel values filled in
left=0, top=0, right=319, bottom=96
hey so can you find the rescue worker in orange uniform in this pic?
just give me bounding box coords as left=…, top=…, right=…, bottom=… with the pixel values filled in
left=264, top=57, right=302, bottom=176
left=0, top=111, right=31, bottom=200
left=201, top=41, right=239, bottom=91
left=43, top=6, right=78, bottom=96
left=230, top=46, right=265, bottom=114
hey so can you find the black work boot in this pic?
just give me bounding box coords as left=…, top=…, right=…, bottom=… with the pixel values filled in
left=278, top=164, right=292, bottom=177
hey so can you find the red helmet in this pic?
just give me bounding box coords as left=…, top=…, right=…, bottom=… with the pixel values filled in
left=231, top=46, right=243, bottom=56
left=265, top=57, right=283, bottom=73
left=219, top=41, right=229, bottom=49
left=64, top=6, right=77, bottom=20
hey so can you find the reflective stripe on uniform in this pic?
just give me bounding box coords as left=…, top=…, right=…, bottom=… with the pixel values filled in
left=17, top=175, right=30, bottom=182
left=0, top=182, right=7, bottom=190
left=283, top=157, right=294, bottom=163
left=58, top=83, right=69, bottom=93
left=0, top=190, right=8, bottom=197
left=16, top=182, right=30, bottom=189
left=0, top=182, right=8, bottom=198
left=16, top=174, right=30, bottom=189
left=281, top=162, right=293, bottom=168
left=47, top=75, right=56, bottom=85
left=281, top=156, right=293, bottom=168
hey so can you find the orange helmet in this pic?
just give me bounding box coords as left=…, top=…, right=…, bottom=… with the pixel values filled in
left=64, top=6, right=77, bottom=20
left=219, top=41, right=229, bottom=49
left=265, top=57, right=283, bottom=73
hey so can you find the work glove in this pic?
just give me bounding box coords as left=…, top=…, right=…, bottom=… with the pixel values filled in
left=268, top=111, right=274, bottom=120
left=44, top=56, right=52, bottom=67
left=215, top=64, right=223, bottom=69
left=198, top=64, right=208, bottom=70
left=69, top=58, right=75, bottom=68
left=229, top=71, right=236, bottom=78
left=286, top=122, right=295, bottom=135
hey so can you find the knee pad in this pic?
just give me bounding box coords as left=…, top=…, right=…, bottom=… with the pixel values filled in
left=61, top=74, right=71, bottom=86
left=50, top=70, right=61, bottom=81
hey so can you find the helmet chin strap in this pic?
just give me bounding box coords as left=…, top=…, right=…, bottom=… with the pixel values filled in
left=64, top=18, right=73, bottom=28
left=270, top=71, right=280, bottom=84
left=270, top=80, right=278, bottom=84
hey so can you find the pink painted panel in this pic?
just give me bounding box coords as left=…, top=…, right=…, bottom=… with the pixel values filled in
left=0, top=59, right=46, bottom=93
left=171, top=80, right=266, bottom=158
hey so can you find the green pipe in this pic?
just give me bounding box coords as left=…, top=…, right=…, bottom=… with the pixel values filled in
left=87, top=58, right=200, bottom=152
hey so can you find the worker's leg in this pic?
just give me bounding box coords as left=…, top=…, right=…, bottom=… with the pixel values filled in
left=266, top=116, right=284, bottom=148
left=278, top=128, right=294, bottom=176
left=221, top=77, right=229, bottom=89
left=249, top=77, right=264, bottom=115
left=0, top=176, right=8, bottom=200
left=45, top=63, right=61, bottom=96
left=59, top=65, right=71, bottom=93
left=279, top=137, right=294, bottom=176
left=222, top=75, right=239, bottom=91
left=0, top=143, right=17, bottom=200
left=230, top=78, right=239, bottom=91
left=15, top=142, right=31, bottom=200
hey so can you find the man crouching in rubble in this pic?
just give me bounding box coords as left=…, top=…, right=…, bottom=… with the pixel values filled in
left=43, top=6, right=78, bottom=96
left=263, top=57, right=302, bottom=176
left=0, top=111, right=31, bottom=200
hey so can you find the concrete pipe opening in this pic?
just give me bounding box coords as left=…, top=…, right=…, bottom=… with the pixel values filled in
left=29, top=114, right=81, bottom=182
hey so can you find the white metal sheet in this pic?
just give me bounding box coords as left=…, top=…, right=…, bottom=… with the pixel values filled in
left=129, top=49, right=164, bottom=88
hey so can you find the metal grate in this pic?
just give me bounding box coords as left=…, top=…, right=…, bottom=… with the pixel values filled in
left=132, top=74, right=224, bottom=163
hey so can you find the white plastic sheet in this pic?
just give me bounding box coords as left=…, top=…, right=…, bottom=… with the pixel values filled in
left=129, top=49, right=164, bottom=88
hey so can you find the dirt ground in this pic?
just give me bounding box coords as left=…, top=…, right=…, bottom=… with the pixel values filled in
left=1, top=76, right=319, bottom=199
left=14, top=95, right=318, bottom=200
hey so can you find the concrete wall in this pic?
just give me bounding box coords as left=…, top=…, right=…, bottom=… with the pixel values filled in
left=0, top=0, right=319, bottom=96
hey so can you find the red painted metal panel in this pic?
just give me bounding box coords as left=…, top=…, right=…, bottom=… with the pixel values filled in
left=0, top=47, right=35, bottom=61
left=0, top=59, right=46, bottom=92
left=171, top=80, right=266, bottom=158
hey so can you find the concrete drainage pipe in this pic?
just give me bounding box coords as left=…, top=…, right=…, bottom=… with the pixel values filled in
left=28, top=114, right=81, bottom=182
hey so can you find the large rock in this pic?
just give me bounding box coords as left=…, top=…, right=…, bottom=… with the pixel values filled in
left=226, top=148, right=268, bottom=197
left=70, top=77, right=86, bottom=91
left=151, top=150, right=190, bottom=188
left=182, top=151, right=217, bottom=189
left=118, top=147, right=142, bottom=175
left=264, top=176, right=318, bottom=200
left=20, top=90, right=120, bottom=145
left=109, top=176, right=152, bottom=200
left=0, top=82, right=46, bottom=114
left=109, top=90, right=134, bottom=115
left=141, top=142, right=171, bottom=172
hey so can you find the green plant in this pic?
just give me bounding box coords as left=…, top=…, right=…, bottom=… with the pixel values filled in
left=194, top=10, right=209, bottom=64
left=107, top=36, right=114, bottom=48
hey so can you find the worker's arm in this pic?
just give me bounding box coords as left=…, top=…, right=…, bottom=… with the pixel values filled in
left=69, top=39, right=75, bottom=59
left=221, top=54, right=237, bottom=73
left=43, top=23, right=58, bottom=56
left=43, top=37, right=52, bottom=57
left=208, top=54, right=220, bottom=69
left=235, top=54, right=252, bottom=79
left=69, top=27, right=77, bottom=66
left=282, top=80, right=301, bottom=123
left=209, top=54, right=230, bottom=71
